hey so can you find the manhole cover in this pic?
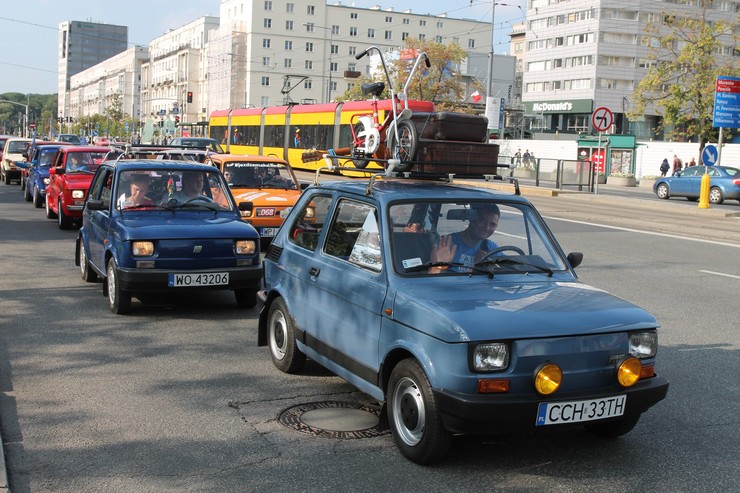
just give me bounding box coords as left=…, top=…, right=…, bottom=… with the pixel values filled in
left=278, top=400, right=389, bottom=439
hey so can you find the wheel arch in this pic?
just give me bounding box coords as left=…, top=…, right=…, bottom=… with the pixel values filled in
left=257, top=289, right=286, bottom=347
left=380, top=341, right=438, bottom=397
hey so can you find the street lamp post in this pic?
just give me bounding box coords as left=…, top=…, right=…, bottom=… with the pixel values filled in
left=0, top=98, right=29, bottom=137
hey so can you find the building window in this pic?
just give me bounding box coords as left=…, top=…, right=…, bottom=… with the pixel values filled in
left=349, top=46, right=356, bottom=55
left=331, top=44, right=338, bottom=55
left=368, top=28, right=375, bottom=38
left=331, top=81, right=337, bottom=91
left=305, top=23, right=315, bottom=32
left=348, top=62, right=356, bottom=71
left=385, top=31, right=392, bottom=40
left=385, top=16, right=393, bottom=22
left=350, top=27, right=357, bottom=37
left=351, top=12, right=358, bottom=19
left=261, top=76, right=270, bottom=86
left=306, top=42, right=314, bottom=52
left=261, top=96, right=269, bottom=106
left=285, top=40, right=293, bottom=50
left=419, top=34, right=426, bottom=40
left=330, top=62, right=337, bottom=71
left=332, top=25, right=340, bottom=35
left=286, top=20, right=293, bottom=30
left=403, top=18, right=409, bottom=25
left=304, top=80, right=312, bottom=89
left=305, top=60, right=313, bottom=70
left=468, top=39, right=475, bottom=48
left=263, top=38, right=271, bottom=48
left=286, top=3, right=294, bottom=13
left=435, top=35, right=442, bottom=43
left=263, top=56, right=271, bottom=66
left=264, top=18, right=272, bottom=28
left=264, top=1, right=272, bottom=11
left=402, top=32, right=408, bottom=41
left=284, top=58, right=292, bottom=68
left=307, top=5, right=315, bottom=15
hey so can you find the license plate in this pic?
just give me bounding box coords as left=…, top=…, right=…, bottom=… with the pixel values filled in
left=261, top=227, right=278, bottom=237
left=536, top=395, right=626, bottom=426
left=168, top=272, right=229, bottom=287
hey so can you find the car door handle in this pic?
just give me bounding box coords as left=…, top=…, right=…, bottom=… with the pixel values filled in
left=309, top=267, right=321, bottom=277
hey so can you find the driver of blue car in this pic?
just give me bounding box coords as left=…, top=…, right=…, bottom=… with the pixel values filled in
left=429, top=204, right=500, bottom=273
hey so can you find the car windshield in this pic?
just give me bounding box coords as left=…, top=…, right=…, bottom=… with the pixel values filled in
left=116, top=169, right=234, bottom=212
left=66, top=152, right=102, bottom=173
left=38, top=149, right=57, bottom=166
left=59, top=135, right=81, bottom=144
left=222, top=162, right=297, bottom=190
left=8, top=141, right=28, bottom=153
left=389, top=200, right=568, bottom=276
left=175, top=138, right=223, bottom=153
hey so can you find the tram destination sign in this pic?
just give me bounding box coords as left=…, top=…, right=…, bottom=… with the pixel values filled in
left=713, top=76, right=740, bottom=128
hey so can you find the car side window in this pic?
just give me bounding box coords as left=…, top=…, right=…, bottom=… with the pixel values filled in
left=288, top=194, right=332, bottom=252
left=324, top=200, right=381, bottom=271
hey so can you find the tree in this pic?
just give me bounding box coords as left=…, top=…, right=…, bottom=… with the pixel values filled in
left=628, top=3, right=740, bottom=149
left=337, top=38, right=478, bottom=112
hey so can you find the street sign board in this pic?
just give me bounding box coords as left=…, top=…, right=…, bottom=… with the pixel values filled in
left=591, top=107, right=613, bottom=132
left=590, top=149, right=605, bottom=173
left=701, top=145, right=718, bottom=166
left=713, top=76, right=740, bottom=128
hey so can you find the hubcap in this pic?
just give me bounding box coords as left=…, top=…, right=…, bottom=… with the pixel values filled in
left=107, top=263, right=116, bottom=307
left=392, top=376, right=425, bottom=446
left=269, top=310, right=287, bottom=360
left=80, top=246, right=86, bottom=276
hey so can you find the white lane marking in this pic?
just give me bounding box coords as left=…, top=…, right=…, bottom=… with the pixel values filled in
left=542, top=215, right=740, bottom=249
left=698, top=270, right=740, bottom=280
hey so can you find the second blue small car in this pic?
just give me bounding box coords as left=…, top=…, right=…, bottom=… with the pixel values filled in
left=76, top=160, right=262, bottom=314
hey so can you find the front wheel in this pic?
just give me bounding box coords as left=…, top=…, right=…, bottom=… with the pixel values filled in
left=107, top=258, right=132, bottom=314
left=709, top=187, right=724, bottom=204
left=391, top=120, right=418, bottom=173
left=267, top=297, right=306, bottom=373
left=584, top=414, right=640, bottom=438
left=58, top=199, right=74, bottom=230
left=234, top=288, right=257, bottom=308
left=655, top=183, right=670, bottom=200
left=387, top=359, right=452, bottom=464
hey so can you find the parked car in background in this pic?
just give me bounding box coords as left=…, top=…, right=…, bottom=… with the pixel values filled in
left=0, top=134, right=16, bottom=170
left=57, top=133, right=82, bottom=145
left=206, top=154, right=304, bottom=244
left=169, top=137, right=224, bottom=153
left=258, top=176, right=669, bottom=464
left=1, top=137, right=31, bottom=184
left=76, top=160, right=262, bottom=314
left=19, top=140, right=56, bottom=193
left=654, top=165, right=740, bottom=204
left=19, top=143, right=71, bottom=207
left=45, top=146, right=114, bottom=229
left=155, top=148, right=210, bottom=163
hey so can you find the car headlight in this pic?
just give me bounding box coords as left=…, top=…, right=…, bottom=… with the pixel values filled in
left=235, top=240, right=256, bottom=255
left=472, top=343, right=509, bottom=371
left=629, top=331, right=657, bottom=359
left=43, top=178, right=50, bottom=185
left=132, top=241, right=154, bottom=256
left=72, top=190, right=85, bottom=199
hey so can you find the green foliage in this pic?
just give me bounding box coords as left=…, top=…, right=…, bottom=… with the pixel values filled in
left=628, top=4, right=740, bottom=145
left=336, top=38, right=480, bottom=113
left=0, top=92, right=57, bottom=136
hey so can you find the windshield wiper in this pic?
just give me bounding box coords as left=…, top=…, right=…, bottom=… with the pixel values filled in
left=404, top=262, right=493, bottom=278
left=475, top=257, right=554, bottom=277
left=123, top=204, right=172, bottom=211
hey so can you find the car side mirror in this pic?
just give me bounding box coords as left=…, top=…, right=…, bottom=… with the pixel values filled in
left=567, top=252, right=583, bottom=269
left=238, top=201, right=254, bottom=213
left=49, top=167, right=57, bottom=175
left=86, top=199, right=105, bottom=211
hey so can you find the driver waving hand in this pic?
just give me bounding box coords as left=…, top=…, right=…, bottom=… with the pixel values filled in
left=429, top=204, right=500, bottom=274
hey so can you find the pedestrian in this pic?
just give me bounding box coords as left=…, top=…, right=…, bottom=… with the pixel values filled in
left=659, top=158, right=670, bottom=176
left=672, top=155, right=682, bottom=176
left=514, top=148, right=522, bottom=166
left=523, top=149, right=531, bottom=165
left=689, top=157, right=696, bottom=167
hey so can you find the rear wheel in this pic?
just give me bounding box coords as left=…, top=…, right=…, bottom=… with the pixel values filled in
left=392, top=120, right=418, bottom=173
left=45, top=194, right=57, bottom=218
left=23, top=181, right=32, bottom=201
left=107, top=258, right=131, bottom=314
left=3, top=170, right=10, bottom=185
left=709, top=187, right=724, bottom=204
left=351, top=120, right=371, bottom=169
left=267, top=297, right=306, bottom=373
left=234, top=288, right=257, bottom=308
left=655, top=183, right=670, bottom=200
left=387, top=358, right=452, bottom=464
left=78, top=241, right=97, bottom=282
left=33, top=187, right=43, bottom=208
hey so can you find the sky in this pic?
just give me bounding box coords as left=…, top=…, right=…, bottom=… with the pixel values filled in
left=0, top=0, right=526, bottom=95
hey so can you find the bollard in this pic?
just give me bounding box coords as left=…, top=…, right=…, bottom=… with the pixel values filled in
left=698, top=172, right=711, bottom=209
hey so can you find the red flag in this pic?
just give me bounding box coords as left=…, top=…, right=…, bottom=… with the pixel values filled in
left=471, top=90, right=481, bottom=103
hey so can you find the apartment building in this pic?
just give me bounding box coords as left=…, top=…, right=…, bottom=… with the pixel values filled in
left=521, top=0, right=739, bottom=139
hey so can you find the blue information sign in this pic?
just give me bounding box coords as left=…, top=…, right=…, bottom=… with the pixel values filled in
left=713, top=76, right=740, bottom=128
left=701, top=145, right=718, bottom=166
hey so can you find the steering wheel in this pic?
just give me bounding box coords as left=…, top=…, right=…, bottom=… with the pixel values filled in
left=184, top=196, right=214, bottom=204
left=479, top=245, right=526, bottom=263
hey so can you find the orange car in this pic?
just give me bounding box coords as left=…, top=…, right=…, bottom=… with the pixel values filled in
left=206, top=154, right=306, bottom=242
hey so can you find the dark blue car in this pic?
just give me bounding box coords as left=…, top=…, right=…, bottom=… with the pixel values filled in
left=22, top=144, right=68, bottom=207
left=76, top=160, right=262, bottom=314
left=258, top=177, right=669, bottom=464
left=654, top=165, right=740, bottom=204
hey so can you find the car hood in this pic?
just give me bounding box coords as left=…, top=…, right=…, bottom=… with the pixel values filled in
left=116, top=214, right=257, bottom=241
left=391, top=278, right=657, bottom=342
left=232, top=188, right=301, bottom=204
left=62, top=173, right=94, bottom=187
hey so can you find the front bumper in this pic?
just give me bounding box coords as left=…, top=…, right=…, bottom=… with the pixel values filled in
left=116, top=264, right=263, bottom=293
left=434, top=375, right=669, bottom=434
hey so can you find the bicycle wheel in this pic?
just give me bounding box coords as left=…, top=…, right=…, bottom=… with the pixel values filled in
left=392, top=120, right=418, bottom=172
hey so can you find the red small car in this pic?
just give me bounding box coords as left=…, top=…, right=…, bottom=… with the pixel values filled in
left=46, top=146, right=114, bottom=229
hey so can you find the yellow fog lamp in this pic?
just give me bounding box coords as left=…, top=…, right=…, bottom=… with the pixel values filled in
left=534, top=363, right=562, bottom=396
left=616, top=356, right=642, bottom=388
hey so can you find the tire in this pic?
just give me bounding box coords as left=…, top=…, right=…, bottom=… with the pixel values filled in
left=45, top=194, right=57, bottom=218
left=709, top=187, right=724, bottom=204
left=106, top=258, right=131, bottom=314
left=267, top=297, right=306, bottom=374
left=351, top=121, right=370, bottom=169
left=584, top=414, right=640, bottom=438
left=78, top=240, right=97, bottom=282
left=3, top=170, right=10, bottom=185
left=33, top=187, right=43, bottom=208
left=58, top=199, right=74, bottom=230
left=23, top=181, right=32, bottom=202
left=387, top=358, right=452, bottom=464
left=234, top=288, right=258, bottom=309
left=392, top=120, right=418, bottom=173
left=20, top=176, right=25, bottom=191
left=655, top=183, right=670, bottom=200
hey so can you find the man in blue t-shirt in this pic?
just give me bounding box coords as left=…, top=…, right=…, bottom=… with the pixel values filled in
left=429, top=204, right=500, bottom=273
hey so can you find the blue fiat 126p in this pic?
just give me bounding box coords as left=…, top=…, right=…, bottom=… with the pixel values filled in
left=257, top=173, right=669, bottom=464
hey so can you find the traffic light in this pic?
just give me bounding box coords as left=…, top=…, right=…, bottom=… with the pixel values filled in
left=186, top=91, right=193, bottom=103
